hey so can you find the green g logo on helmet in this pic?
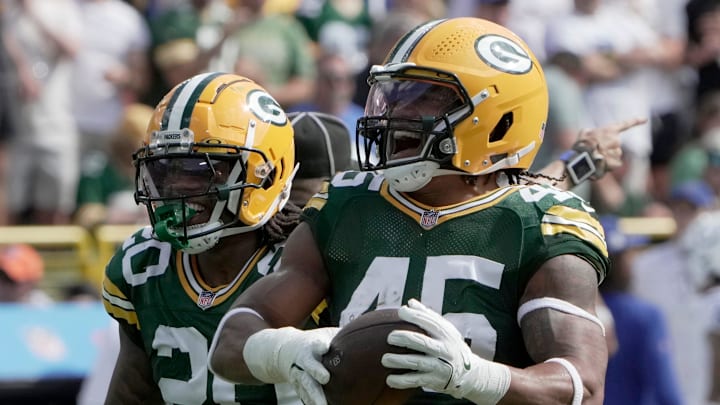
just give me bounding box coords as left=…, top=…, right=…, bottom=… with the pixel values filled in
left=247, top=89, right=287, bottom=126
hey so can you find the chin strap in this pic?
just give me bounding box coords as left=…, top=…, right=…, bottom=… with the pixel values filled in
left=384, top=162, right=474, bottom=192
left=477, top=141, right=536, bottom=175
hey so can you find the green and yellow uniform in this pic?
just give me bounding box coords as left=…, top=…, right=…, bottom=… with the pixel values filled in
left=102, top=226, right=292, bottom=405
left=304, top=171, right=608, bottom=403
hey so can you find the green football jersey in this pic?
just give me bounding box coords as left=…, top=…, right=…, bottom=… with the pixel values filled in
left=102, top=226, right=295, bottom=405
left=303, top=171, right=608, bottom=404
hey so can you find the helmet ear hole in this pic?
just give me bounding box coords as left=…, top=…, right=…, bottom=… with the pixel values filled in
left=263, top=168, right=277, bottom=190
left=489, top=112, right=514, bottom=143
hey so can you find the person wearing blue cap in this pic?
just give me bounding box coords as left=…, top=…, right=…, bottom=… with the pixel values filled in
left=668, top=179, right=717, bottom=236
left=600, top=216, right=683, bottom=405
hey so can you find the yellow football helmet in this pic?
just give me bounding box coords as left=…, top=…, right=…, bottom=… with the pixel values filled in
left=134, top=72, right=295, bottom=253
left=357, top=17, right=548, bottom=192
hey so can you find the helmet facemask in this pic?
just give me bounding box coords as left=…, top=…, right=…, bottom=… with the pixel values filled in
left=357, top=66, right=474, bottom=191
left=134, top=129, right=281, bottom=254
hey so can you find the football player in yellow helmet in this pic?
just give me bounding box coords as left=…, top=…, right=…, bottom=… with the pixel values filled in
left=209, top=18, right=644, bottom=405
left=357, top=16, right=548, bottom=192
left=135, top=72, right=295, bottom=253
left=102, top=72, right=304, bottom=404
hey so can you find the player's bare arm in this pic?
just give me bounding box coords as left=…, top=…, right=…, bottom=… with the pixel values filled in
left=501, top=254, right=607, bottom=405
left=209, top=222, right=329, bottom=383
left=105, top=323, right=163, bottom=405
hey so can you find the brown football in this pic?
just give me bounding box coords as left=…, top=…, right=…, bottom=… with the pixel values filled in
left=321, top=308, right=425, bottom=405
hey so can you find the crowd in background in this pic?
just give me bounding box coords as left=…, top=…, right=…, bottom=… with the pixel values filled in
left=2, top=0, right=720, bottom=403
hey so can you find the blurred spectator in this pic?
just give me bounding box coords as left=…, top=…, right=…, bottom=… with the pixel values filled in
left=390, top=0, right=445, bottom=20
left=315, top=18, right=368, bottom=77
left=588, top=142, right=673, bottom=219
left=448, top=0, right=571, bottom=57
left=290, top=51, right=363, bottom=162
left=602, top=0, right=693, bottom=204
left=142, top=0, right=251, bottom=103
left=686, top=0, right=720, bottom=102
left=708, top=285, right=720, bottom=403
left=506, top=0, right=573, bottom=63
left=545, top=0, right=654, bottom=212
left=632, top=179, right=717, bottom=404
left=2, top=0, right=83, bottom=225
left=619, top=0, right=694, bottom=205
left=0, top=243, right=50, bottom=304
left=705, top=252, right=720, bottom=403
left=532, top=51, right=588, bottom=171
left=600, top=215, right=684, bottom=405
left=0, top=3, right=19, bottom=226
left=447, top=0, right=509, bottom=25
left=701, top=128, right=720, bottom=200
left=351, top=10, right=425, bottom=107
left=445, top=0, right=568, bottom=69
left=678, top=209, right=720, bottom=404
left=681, top=209, right=720, bottom=292
left=210, top=0, right=317, bottom=109
left=74, top=103, right=154, bottom=229
left=535, top=51, right=631, bottom=210
left=152, top=37, right=202, bottom=89
left=671, top=91, right=720, bottom=187
left=72, top=0, right=151, bottom=156
left=294, top=0, right=374, bottom=54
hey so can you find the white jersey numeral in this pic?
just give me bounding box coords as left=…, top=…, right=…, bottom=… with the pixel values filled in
left=151, top=326, right=301, bottom=404
left=153, top=326, right=237, bottom=404
left=339, top=255, right=504, bottom=359
left=518, top=185, right=574, bottom=203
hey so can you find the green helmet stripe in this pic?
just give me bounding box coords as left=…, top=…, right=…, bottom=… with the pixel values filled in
left=161, top=72, right=224, bottom=131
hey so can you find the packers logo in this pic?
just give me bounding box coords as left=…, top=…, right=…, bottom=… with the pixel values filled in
left=474, top=34, right=532, bottom=75
left=247, top=89, right=287, bottom=126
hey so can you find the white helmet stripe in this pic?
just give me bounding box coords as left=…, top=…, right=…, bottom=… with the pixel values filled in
left=163, top=72, right=221, bottom=131
left=386, top=19, right=445, bottom=64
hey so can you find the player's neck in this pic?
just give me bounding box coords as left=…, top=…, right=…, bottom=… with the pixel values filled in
left=405, top=173, right=499, bottom=207
left=195, top=232, right=261, bottom=287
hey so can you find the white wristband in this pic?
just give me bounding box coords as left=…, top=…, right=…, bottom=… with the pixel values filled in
left=463, top=354, right=512, bottom=405
left=545, top=357, right=583, bottom=405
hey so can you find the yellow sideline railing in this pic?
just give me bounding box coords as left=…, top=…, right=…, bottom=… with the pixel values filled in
left=618, top=216, right=676, bottom=239
left=0, top=224, right=143, bottom=298
left=0, top=225, right=95, bottom=297
left=0, top=217, right=676, bottom=298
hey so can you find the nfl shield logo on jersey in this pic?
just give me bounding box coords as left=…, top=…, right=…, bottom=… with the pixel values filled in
left=420, top=209, right=438, bottom=228
left=197, top=290, right=216, bottom=309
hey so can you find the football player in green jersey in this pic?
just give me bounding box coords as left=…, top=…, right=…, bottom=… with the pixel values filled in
left=209, top=17, right=647, bottom=405
left=101, top=72, right=302, bottom=404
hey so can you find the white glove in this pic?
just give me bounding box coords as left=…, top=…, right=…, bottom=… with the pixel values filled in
left=381, top=299, right=511, bottom=404
left=243, top=326, right=339, bottom=405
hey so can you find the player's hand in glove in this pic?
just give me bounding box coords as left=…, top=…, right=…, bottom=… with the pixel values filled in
left=243, top=326, right=339, bottom=405
left=382, top=299, right=511, bottom=404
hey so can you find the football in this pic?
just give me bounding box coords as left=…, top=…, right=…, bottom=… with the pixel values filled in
left=321, top=308, right=425, bottom=405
